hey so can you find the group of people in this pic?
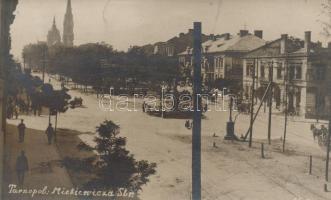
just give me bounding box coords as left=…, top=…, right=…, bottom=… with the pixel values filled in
left=311, top=123, right=329, bottom=144
left=7, top=95, right=37, bottom=119
left=15, top=119, right=56, bottom=186
left=7, top=100, right=21, bottom=120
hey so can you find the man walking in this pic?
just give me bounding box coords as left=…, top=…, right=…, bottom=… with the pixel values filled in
left=45, top=123, right=54, bottom=145
left=17, top=119, right=26, bottom=143
left=14, top=105, right=20, bottom=119
left=16, top=151, right=29, bottom=186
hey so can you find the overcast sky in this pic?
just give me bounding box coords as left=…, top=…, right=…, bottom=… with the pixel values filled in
left=11, top=0, right=329, bottom=59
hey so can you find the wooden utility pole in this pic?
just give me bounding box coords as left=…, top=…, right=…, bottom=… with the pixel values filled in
left=249, top=60, right=256, bottom=147
left=23, top=54, right=26, bottom=72
left=326, top=117, right=331, bottom=181
left=192, top=22, right=202, bottom=200
left=282, top=59, right=288, bottom=152
left=243, top=81, right=271, bottom=141
left=268, top=61, right=273, bottom=144
left=42, top=46, right=46, bottom=83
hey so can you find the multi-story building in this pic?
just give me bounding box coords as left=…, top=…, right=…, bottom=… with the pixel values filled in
left=242, top=31, right=331, bottom=118
left=138, top=29, right=217, bottom=56
left=178, top=30, right=266, bottom=88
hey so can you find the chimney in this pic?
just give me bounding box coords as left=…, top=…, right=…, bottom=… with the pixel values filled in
left=189, top=29, right=193, bottom=34
left=304, top=31, right=311, bottom=53
left=239, top=30, right=249, bottom=37
left=254, top=30, right=263, bottom=39
left=328, top=42, right=331, bottom=49
left=280, top=34, right=288, bottom=54
left=224, top=33, right=230, bottom=40
left=179, top=32, right=185, bottom=38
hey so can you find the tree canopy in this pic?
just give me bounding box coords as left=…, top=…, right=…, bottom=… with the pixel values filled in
left=22, top=42, right=180, bottom=92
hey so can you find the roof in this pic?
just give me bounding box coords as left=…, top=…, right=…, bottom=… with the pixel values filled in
left=178, top=34, right=266, bottom=55
left=244, top=39, right=282, bottom=58
left=244, top=36, right=327, bottom=58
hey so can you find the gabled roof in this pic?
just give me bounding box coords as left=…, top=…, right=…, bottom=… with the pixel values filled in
left=245, top=36, right=319, bottom=58
left=244, top=36, right=326, bottom=58
left=244, top=39, right=282, bottom=58
left=178, top=34, right=266, bottom=55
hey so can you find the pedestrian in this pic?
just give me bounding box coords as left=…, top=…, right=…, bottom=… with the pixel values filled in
left=142, top=101, right=146, bottom=112
left=185, top=120, right=190, bottom=129
left=7, top=104, right=13, bottom=119
left=14, top=105, right=20, bottom=119
left=45, top=123, right=54, bottom=145
left=204, top=104, right=208, bottom=112
left=17, top=119, right=26, bottom=143
left=16, top=150, right=29, bottom=186
left=37, top=105, right=42, bottom=116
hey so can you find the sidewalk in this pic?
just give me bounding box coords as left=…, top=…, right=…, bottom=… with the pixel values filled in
left=3, top=123, right=76, bottom=200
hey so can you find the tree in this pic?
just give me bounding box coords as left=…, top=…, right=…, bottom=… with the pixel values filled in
left=64, top=120, right=156, bottom=199
left=39, top=83, right=54, bottom=123
left=22, top=42, right=48, bottom=70
left=321, top=0, right=331, bottom=39
left=50, top=88, right=71, bottom=141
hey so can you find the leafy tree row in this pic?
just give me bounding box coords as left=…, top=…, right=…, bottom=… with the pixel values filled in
left=22, top=43, right=180, bottom=92
left=7, top=57, right=71, bottom=139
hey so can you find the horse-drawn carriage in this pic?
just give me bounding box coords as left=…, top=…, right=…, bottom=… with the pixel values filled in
left=69, top=97, right=83, bottom=108
left=236, top=100, right=251, bottom=114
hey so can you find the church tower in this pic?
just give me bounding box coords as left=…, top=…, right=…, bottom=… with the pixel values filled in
left=63, top=0, right=74, bottom=46
left=47, top=17, right=61, bottom=46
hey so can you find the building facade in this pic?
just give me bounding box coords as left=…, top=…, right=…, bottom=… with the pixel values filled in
left=243, top=31, right=331, bottom=118
left=178, top=30, right=266, bottom=89
left=138, top=29, right=217, bottom=56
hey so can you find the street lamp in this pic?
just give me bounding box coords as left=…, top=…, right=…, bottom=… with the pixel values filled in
left=160, top=82, right=167, bottom=118
left=224, top=94, right=238, bottom=140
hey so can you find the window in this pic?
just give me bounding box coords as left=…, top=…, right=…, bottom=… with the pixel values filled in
left=268, top=67, right=273, bottom=80
left=307, top=69, right=313, bottom=80
left=277, top=67, right=282, bottom=79
left=219, top=58, right=223, bottom=69
left=316, top=67, right=326, bottom=80
left=295, top=66, right=302, bottom=79
left=260, top=66, right=265, bottom=78
left=289, top=66, right=295, bottom=80
left=246, top=65, right=250, bottom=76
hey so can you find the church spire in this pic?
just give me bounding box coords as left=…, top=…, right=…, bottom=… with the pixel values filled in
left=63, top=0, right=74, bottom=46
left=52, top=16, right=56, bottom=27
left=66, top=0, right=72, bottom=14
left=47, top=17, right=61, bottom=46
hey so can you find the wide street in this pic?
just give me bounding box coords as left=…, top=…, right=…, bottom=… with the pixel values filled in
left=8, top=73, right=330, bottom=200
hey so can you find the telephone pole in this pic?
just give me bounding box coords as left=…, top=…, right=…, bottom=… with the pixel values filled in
left=282, top=58, right=288, bottom=152
left=267, top=61, right=273, bottom=144
left=42, top=44, right=48, bottom=83
left=192, top=22, right=202, bottom=200
left=249, top=59, right=256, bottom=147
left=326, top=118, right=331, bottom=182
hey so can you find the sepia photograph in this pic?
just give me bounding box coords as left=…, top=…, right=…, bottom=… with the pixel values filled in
left=0, top=0, right=330, bottom=199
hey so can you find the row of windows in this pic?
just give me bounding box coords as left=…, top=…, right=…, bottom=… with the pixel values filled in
left=215, top=58, right=223, bottom=69
left=181, top=57, right=327, bottom=81
left=246, top=65, right=303, bottom=80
